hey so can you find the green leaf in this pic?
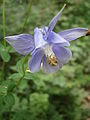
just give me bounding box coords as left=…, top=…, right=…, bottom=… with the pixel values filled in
left=16, top=59, right=24, bottom=75
left=4, top=93, right=15, bottom=108
left=8, top=73, right=22, bottom=80
left=25, top=72, right=38, bottom=80
left=0, top=85, right=7, bottom=95
left=0, top=49, right=10, bottom=62
left=0, top=44, right=10, bottom=62
left=30, top=93, right=49, bottom=114
left=1, top=80, right=16, bottom=92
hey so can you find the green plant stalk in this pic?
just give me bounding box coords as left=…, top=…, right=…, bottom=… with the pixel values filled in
left=17, top=0, right=33, bottom=85
left=22, top=0, right=33, bottom=32
left=3, top=0, right=6, bottom=48
left=22, top=55, right=28, bottom=75
left=17, top=55, right=28, bottom=85
left=1, top=62, right=5, bottom=81
left=1, top=0, right=6, bottom=81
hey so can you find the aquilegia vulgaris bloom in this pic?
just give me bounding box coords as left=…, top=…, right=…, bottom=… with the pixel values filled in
left=6, top=4, right=90, bottom=73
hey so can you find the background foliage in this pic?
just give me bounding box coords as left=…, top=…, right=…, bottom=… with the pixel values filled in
left=0, top=0, right=90, bottom=120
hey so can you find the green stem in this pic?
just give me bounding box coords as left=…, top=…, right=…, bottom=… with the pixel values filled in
left=22, top=0, right=33, bottom=32
left=3, top=0, right=6, bottom=48
left=17, top=0, right=33, bottom=85
left=22, top=55, right=28, bottom=75
left=17, top=55, right=28, bottom=85
left=1, top=0, right=6, bottom=81
left=0, top=62, right=5, bottom=81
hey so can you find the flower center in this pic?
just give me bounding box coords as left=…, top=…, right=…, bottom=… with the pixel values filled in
left=47, top=55, right=58, bottom=66
left=44, top=45, right=58, bottom=66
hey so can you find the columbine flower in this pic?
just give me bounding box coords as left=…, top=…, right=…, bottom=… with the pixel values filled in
left=6, top=4, right=89, bottom=73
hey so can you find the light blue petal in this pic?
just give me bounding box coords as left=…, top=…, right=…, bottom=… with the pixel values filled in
left=58, top=28, right=88, bottom=42
left=48, top=4, right=66, bottom=32
left=28, top=48, right=44, bottom=73
left=48, top=31, right=70, bottom=46
left=53, top=45, right=72, bottom=64
left=34, top=28, right=47, bottom=49
left=42, top=55, right=63, bottom=73
left=5, top=34, right=34, bottom=55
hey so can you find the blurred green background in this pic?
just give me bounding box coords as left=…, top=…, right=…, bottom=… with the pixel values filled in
left=0, top=0, right=90, bottom=120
